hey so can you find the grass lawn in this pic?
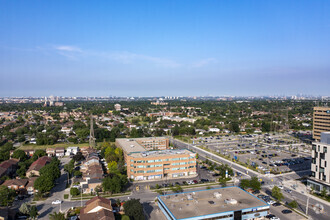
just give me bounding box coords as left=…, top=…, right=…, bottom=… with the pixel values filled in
left=19, top=142, right=90, bottom=150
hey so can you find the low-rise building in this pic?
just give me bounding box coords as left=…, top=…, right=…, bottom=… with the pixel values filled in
left=55, top=147, right=65, bottom=157
left=158, top=186, right=269, bottom=220
left=116, top=137, right=197, bottom=181
left=65, top=146, right=79, bottom=156
left=308, top=132, right=330, bottom=193
left=26, top=177, right=38, bottom=195
left=80, top=196, right=115, bottom=220
left=2, top=179, right=28, bottom=191
left=46, top=148, right=56, bottom=157
left=0, top=158, right=19, bottom=178
left=26, top=156, right=52, bottom=177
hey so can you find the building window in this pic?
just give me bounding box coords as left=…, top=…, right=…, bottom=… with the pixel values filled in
left=311, top=171, right=315, bottom=177
left=325, top=161, right=327, bottom=167
left=318, top=145, right=320, bottom=151
left=312, top=145, right=316, bottom=150
left=324, top=147, right=328, bottom=153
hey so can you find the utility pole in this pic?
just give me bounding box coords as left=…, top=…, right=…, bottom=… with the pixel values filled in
left=81, top=188, right=83, bottom=207
left=89, top=116, right=96, bottom=148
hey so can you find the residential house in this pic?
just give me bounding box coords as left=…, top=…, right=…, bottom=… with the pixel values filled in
left=65, top=146, right=79, bottom=156
left=80, top=196, right=115, bottom=220
left=26, top=177, right=38, bottom=195
left=81, top=147, right=97, bottom=158
left=0, top=158, right=19, bottom=178
left=82, top=179, right=102, bottom=194
left=55, top=147, right=65, bottom=157
left=61, top=127, right=72, bottom=136
left=23, top=149, right=35, bottom=157
left=26, top=156, right=52, bottom=177
left=2, top=179, right=28, bottom=191
left=46, top=148, right=56, bottom=157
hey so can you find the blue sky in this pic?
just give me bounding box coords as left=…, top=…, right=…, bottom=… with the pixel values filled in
left=0, top=0, right=329, bottom=97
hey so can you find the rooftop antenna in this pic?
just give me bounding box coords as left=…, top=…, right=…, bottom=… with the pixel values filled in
left=89, top=116, right=96, bottom=148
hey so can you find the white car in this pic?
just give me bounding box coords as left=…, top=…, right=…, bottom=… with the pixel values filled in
left=267, top=200, right=276, bottom=205
left=278, top=185, right=284, bottom=189
left=52, top=200, right=62, bottom=205
left=270, top=217, right=280, bottom=220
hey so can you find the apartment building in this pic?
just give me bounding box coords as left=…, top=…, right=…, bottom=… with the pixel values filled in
left=116, top=137, right=197, bottom=181
left=313, top=107, right=330, bottom=141
left=308, top=132, right=330, bottom=193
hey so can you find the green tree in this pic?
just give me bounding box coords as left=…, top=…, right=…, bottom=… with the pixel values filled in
left=272, top=186, right=284, bottom=201
left=29, top=205, right=38, bottom=220
left=249, top=177, right=261, bottom=191
left=19, top=202, right=31, bottom=215
left=11, top=150, right=28, bottom=161
left=0, top=185, right=15, bottom=206
left=70, top=187, right=80, bottom=196
left=123, top=199, right=144, bottom=220
left=74, top=170, right=82, bottom=177
left=239, top=179, right=250, bottom=190
left=288, top=200, right=298, bottom=209
left=321, top=188, right=327, bottom=197
left=34, top=175, right=54, bottom=194
left=121, top=215, right=130, bottom=220
left=108, top=161, right=118, bottom=173
left=49, top=211, right=65, bottom=220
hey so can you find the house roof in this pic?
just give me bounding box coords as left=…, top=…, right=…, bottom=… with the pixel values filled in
left=26, top=177, right=38, bottom=188
left=0, top=159, right=19, bottom=169
left=27, top=156, right=51, bottom=173
left=2, top=179, right=28, bottom=187
left=81, top=196, right=113, bottom=218
left=79, top=209, right=115, bottom=220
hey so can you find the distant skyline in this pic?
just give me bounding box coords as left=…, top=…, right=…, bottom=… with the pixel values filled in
left=1, top=1, right=330, bottom=97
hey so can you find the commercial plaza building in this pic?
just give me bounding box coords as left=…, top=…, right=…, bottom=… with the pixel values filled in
left=313, top=107, right=330, bottom=142
left=308, top=132, right=330, bottom=193
left=116, top=137, right=197, bottom=181
left=157, top=186, right=269, bottom=220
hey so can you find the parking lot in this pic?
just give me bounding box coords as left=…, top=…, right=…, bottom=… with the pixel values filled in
left=190, top=133, right=312, bottom=175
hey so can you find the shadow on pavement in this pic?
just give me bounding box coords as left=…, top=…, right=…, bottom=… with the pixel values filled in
left=37, top=205, right=54, bottom=219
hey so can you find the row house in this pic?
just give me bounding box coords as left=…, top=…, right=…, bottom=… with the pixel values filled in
left=0, top=159, right=19, bottom=178
left=80, top=196, right=115, bottom=220
left=46, top=147, right=65, bottom=157
left=26, top=156, right=52, bottom=177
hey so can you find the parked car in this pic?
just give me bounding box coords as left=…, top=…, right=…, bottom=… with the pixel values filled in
left=200, top=179, right=209, bottom=183
left=272, top=202, right=281, bottom=207
left=282, top=209, right=292, bottom=214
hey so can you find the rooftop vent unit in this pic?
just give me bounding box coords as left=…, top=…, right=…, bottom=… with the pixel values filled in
left=187, top=194, right=193, bottom=200
left=224, top=198, right=237, bottom=205
left=130, top=145, right=134, bottom=148
left=214, top=192, right=222, bottom=199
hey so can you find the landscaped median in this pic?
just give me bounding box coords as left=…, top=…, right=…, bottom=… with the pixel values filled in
left=70, top=191, right=131, bottom=201
left=151, top=181, right=226, bottom=194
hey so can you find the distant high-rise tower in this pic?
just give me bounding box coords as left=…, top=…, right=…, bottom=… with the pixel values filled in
left=89, top=116, right=96, bottom=148
left=313, top=107, right=330, bottom=141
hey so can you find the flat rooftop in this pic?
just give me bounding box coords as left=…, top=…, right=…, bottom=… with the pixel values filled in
left=130, top=149, right=194, bottom=158
left=116, top=139, right=146, bottom=154
left=116, top=137, right=168, bottom=154
left=158, top=186, right=268, bottom=220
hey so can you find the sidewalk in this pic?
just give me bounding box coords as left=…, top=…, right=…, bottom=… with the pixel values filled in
left=283, top=179, right=330, bottom=206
